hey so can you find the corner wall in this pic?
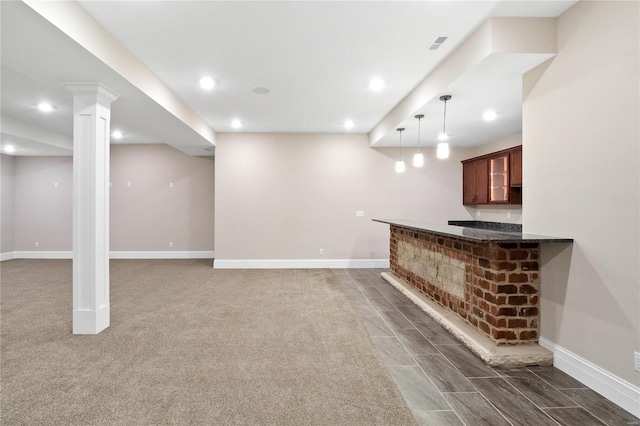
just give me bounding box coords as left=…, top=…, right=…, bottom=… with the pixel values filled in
left=214, top=133, right=472, bottom=266
left=523, top=0, right=639, bottom=400
left=1, top=154, right=16, bottom=255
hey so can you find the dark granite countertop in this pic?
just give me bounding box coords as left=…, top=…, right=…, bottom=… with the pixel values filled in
left=373, top=219, right=573, bottom=243
left=448, top=220, right=522, bottom=233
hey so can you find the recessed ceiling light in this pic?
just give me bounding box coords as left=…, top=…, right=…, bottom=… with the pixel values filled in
left=344, top=119, right=354, bottom=129
left=231, top=119, right=242, bottom=129
left=369, top=77, right=384, bottom=92
left=483, top=110, right=497, bottom=121
left=3, top=145, right=16, bottom=153
left=37, top=102, right=53, bottom=112
left=199, top=76, right=215, bottom=90
left=252, top=87, right=270, bottom=95
left=112, top=130, right=123, bottom=139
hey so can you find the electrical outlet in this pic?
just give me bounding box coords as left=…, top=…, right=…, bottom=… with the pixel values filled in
left=169, top=242, right=173, bottom=248
left=53, top=182, right=59, bottom=188
left=319, top=248, right=324, bottom=255
left=355, top=210, right=365, bottom=218
left=35, top=242, right=39, bottom=248
left=127, top=182, right=132, bottom=187
left=169, top=182, right=174, bottom=188
left=634, top=351, right=640, bottom=373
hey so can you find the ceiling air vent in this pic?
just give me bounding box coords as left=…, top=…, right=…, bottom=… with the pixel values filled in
left=429, top=36, right=448, bottom=50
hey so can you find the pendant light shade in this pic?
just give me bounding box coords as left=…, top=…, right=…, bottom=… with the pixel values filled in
left=396, top=127, right=405, bottom=173
left=413, top=114, right=424, bottom=167
left=437, top=142, right=450, bottom=159
left=438, top=95, right=451, bottom=159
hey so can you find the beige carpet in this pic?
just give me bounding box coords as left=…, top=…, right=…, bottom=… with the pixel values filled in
left=1, top=259, right=416, bottom=425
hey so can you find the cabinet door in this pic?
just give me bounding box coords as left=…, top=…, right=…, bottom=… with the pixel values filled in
left=489, top=154, right=510, bottom=203
left=510, top=146, right=522, bottom=186
left=475, top=158, right=488, bottom=204
left=463, top=159, right=488, bottom=205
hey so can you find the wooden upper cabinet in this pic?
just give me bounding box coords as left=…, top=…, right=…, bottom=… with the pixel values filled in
left=462, top=145, right=522, bottom=206
left=510, top=146, right=522, bottom=186
left=463, top=158, right=488, bottom=205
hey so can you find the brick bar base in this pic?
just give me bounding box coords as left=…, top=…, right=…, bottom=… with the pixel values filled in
left=390, top=225, right=540, bottom=346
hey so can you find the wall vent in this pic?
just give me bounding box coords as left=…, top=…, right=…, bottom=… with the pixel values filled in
left=429, top=36, right=448, bottom=50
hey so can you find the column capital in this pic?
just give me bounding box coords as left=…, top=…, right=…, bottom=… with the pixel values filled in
left=63, top=82, right=120, bottom=105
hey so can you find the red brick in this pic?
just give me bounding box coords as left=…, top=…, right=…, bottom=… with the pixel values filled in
left=485, top=249, right=507, bottom=260
left=519, top=330, right=538, bottom=340
left=496, top=284, right=518, bottom=294
left=508, top=319, right=528, bottom=328
left=509, top=273, right=529, bottom=283
left=493, top=329, right=517, bottom=340
left=521, top=262, right=539, bottom=271
left=492, top=261, right=518, bottom=271
left=478, top=321, right=491, bottom=335
left=519, top=285, right=538, bottom=294
left=509, top=250, right=529, bottom=260
left=485, top=314, right=506, bottom=328
left=529, top=319, right=539, bottom=329
left=529, top=296, right=539, bottom=305
left=519, top=307, right=539, bottom=317
left=479, top=258, right=491, bottom=268
left=485, top=271, right=500, bottom=281
left=508, top=295, right=528, bottom=305
left=497, top=307, right=518, bottom=316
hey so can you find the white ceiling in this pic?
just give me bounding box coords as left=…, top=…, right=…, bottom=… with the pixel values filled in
left=1, top=0, right=577, bottom=156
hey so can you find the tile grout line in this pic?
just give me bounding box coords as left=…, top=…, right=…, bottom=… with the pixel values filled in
left=366, top=270, right=518, bottom=426
left=355, top=271, right=469, bottom=426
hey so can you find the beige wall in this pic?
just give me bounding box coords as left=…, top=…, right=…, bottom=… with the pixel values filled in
left=214, top=133, right=473, bottom=261
left=523, top=0, right=639, bottom=386
left=1, top=155, right=16, bottom=253
left=14, top=156, right=73, bottom=251
left=110, top=144, right=214, bottom=251
left=5, top=144, right=214, bottom=253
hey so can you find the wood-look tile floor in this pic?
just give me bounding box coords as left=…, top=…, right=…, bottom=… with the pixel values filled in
left=331, top=269, right=640, bottom=426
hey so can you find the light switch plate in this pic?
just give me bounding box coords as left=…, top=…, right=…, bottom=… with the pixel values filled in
left=356, top=211, right=365, bottom=217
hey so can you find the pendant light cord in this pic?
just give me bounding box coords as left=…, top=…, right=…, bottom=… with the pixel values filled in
left=442, top=99, right=447, bottom=136
left=397, top=127, right=404, bottom=161
left=417, top=116, right=421, bottom=153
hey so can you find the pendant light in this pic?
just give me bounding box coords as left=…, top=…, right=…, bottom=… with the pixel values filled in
left=413, top=114, right=424, bottom=167
left=437, top=95, right=451, bottom=159
left=395, top=127, right=406, bottom=173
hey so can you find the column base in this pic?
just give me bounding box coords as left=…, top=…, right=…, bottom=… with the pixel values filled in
left=73, top=305, right=110, bottom=334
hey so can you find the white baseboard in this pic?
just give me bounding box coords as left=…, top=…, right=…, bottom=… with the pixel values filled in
left=214, top=259, right=390, bottom=269
left=8, top=251, right=73, bottom=259
left=1, top=252, right=16, bottom=261
left=110, top=251, right=215, bottom=259
left=539, top=337, right=640, bottom=418
left=1, top=251, right=215, bottom=260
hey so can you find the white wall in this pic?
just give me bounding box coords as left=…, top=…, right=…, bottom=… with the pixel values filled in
left=1, top=154, right=16, bottom=254
left=3, top=144, right=214, bottom=255
left=523, top=0, right=639, bottom=389
left=214, top=133, right=473, bottom=263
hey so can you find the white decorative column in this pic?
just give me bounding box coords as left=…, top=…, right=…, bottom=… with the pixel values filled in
left=64, top=83, right=120, bottom=335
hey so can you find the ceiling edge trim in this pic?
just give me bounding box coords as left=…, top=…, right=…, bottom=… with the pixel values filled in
left=22, top=0, right=216, bottom=147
